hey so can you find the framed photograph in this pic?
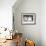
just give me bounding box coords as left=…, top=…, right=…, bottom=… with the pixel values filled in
left=21, top=13, right=36, bottom=25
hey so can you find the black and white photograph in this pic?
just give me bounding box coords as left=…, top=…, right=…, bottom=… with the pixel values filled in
left=21, top=13, right=36, bottom=25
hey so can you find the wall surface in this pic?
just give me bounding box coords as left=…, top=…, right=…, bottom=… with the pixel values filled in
left=41, top=0, right=46, bottom=46
left=0, top=0, right=16, bottom=30
left=13, top=0, right=41, bottom=46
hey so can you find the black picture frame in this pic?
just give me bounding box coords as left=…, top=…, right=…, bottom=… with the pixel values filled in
left=21, top=13, right=36, bottom=25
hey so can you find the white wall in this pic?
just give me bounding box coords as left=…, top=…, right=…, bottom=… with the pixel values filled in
left=13, top=0, right=46, bottom=46
left=13, top=0, right=41, bottom=46
left=0, top=0, right=16, bottom=30
left=41, top=0, right=46, bottom=46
